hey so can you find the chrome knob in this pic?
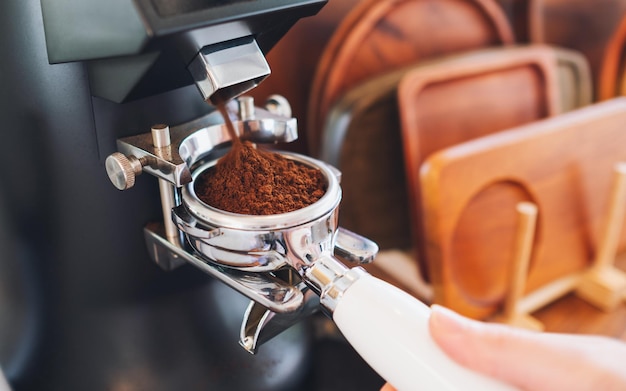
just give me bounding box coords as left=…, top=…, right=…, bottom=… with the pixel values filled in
left=105, top=152, right=143, bottom=190
left=265, top=94, right=292, bottom=118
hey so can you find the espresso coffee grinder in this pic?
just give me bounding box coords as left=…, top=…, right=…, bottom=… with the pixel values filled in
left=1, top=1, right=515, bottom=390
left=1, top=1, right=327, bottom=390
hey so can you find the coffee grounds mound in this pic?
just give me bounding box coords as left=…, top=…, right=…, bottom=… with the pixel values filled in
left=194, top=141, right=326, bottom=215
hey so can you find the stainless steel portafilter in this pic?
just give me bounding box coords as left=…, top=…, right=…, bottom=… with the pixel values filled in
left=106, top=97, right=516, bottom=391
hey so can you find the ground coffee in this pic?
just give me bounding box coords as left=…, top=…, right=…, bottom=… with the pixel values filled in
left=194, top=114, right=326, bottom=215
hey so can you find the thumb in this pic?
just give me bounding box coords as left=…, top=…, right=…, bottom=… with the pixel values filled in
left=428, top=305, right=607, bottom=391
left=429, top=305, right=537, bottom=382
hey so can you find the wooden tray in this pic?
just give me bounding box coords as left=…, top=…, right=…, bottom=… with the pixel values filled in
left=320, top=66, right=417, bottom=254
left=420, top=98, right=626, bottom=318
left=399, top=44, right=560, bottom=280
left=599, top=13, right=626, bottom=100
left=495, top=0, right=543, bottom=42
left=533, top=0, right=626, bottom=94
left=307, top=0, right=515, bottom=156
left=319, top=44, right=589, bottom=282
left=554, top=46, right=592, bottom=112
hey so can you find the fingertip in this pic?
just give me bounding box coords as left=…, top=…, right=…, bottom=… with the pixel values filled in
left=429, top=304, right=474, bottom=336
left=380, top=382, right=397, bottom=391
left=428, top=305, right=486, bottom=368
left=429, top=305, right=539, bottom=388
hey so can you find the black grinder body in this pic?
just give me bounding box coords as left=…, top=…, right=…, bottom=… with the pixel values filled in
left=0, top=1, right=326, bottom=390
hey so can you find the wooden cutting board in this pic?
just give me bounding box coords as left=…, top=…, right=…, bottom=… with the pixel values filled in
left=420, top=98, right=626, bottom=318
left=398, top=44, right=561, bottom=280
left=307, top=0, right=515, bottom=156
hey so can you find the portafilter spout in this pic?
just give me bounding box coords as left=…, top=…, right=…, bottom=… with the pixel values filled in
left=188, top=37, right=271, bottom=105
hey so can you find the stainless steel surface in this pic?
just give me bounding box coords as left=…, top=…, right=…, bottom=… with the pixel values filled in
left=188, top=37, right=270, bottom=104
left=112, top=101, right=297, bottom=188
left=238, top=96, right=255, bottom=121
left=150, top=125, right=185, bottom=250
left=265, top=94, right=293, bottom=118
left=179, top=152, right=341, bottom=235
left=176, top=102, right=299, bottom=167
left=143, top=223, right=305, bottom=314
left=166, top=143, right=378, bottom=350
left=151, top=124, right=171, bottom=149
left=105, top=152, right=144, bottom=190
left=115, top=111, right=380, bottom=352
left=305, top=257, right=368, bottom=314
left=240, top=287, right=320, bottom=354
left=158, top=179, right=183, bottom=248
left=335, top=228, right=378, bottom=264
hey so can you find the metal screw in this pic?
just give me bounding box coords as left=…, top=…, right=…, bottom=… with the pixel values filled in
left=105, top=152, right=144, bottom=190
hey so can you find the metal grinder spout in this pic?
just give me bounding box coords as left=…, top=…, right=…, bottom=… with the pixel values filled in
left=188, top=36, right=271, bottom=105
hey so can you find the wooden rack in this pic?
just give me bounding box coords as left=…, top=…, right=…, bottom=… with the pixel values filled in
left=495, top=163, right=626, bottom=330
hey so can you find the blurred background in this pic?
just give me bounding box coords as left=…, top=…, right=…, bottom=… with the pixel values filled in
left=3, top=0, right=626, bottom=390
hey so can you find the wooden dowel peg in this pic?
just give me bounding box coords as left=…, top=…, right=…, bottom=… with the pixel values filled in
left=593, top=162, right=626, bottom=270
left=576, top=162, right=626, bottom=311
left=494, top=201, right=544, bottom=331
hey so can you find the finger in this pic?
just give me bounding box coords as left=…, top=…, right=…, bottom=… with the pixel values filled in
left=380, top=382, right=397, bottom=391
left=428, top=305, right=601, bottom=391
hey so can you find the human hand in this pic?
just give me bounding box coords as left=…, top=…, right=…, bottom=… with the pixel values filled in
left=381, top=304, right=626, bottom=391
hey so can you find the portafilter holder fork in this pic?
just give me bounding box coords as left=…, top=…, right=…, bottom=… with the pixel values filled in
left=106, top=97, right=515, bottom=391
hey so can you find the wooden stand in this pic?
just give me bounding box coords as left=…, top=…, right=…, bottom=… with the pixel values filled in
left=493, top=201, right=544, bottom=331
left=495, top=163, right=626, bottom=327
left=576, top=162, right=626, bottom=311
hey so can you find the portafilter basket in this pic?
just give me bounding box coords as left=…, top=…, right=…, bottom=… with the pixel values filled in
left=174, top=152, right=343, bottom=274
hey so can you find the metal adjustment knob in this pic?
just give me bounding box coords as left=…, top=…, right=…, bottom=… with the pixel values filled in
left=265, top=94, right=292, bottom=118
left=105, top=152, right=144, bottom=190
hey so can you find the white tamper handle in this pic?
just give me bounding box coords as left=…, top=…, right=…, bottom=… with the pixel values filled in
left=331, top=273, right=518, bottom=391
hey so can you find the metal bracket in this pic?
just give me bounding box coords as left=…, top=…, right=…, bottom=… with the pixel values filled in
left=144, top=222, right=305, bottom=313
